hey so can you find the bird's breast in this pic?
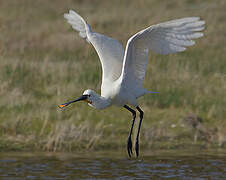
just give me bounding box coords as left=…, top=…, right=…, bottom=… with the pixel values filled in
left=101, top=81, right=119, bottom=99
left=101, top=80, right=137, bottom=107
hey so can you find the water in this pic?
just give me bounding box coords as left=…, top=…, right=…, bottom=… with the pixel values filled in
left=0, top=150, right=226, bottom=179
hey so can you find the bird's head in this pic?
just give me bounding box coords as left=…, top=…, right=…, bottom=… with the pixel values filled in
left=82, top=89, right=96, bottom=105
left=58, top=89, right=108, bottom=109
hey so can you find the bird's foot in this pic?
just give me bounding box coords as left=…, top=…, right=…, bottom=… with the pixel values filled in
left=135, top=139, right=139, bottom=157
left=127, top=136, right=133, bottom=157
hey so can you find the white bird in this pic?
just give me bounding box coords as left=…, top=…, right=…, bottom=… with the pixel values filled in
left=59, top=10, right=205, bottom=157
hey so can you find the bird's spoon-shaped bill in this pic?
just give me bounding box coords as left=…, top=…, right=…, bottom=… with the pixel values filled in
left=58, top=95, right=88, bottom=109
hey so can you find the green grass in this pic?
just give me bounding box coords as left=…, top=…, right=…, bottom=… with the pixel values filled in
left=0, top=0, right=226, bottom=152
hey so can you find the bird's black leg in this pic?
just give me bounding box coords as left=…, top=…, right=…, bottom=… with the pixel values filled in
left=135, top=106, right=144, bottom=157
left=124, top=105, right=136, bottom=158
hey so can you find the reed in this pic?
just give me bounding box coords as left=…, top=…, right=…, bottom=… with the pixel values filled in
left=0, top=0, right=225, bottom=151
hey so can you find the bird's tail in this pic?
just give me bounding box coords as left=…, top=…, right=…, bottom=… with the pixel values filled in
left=148, top=91, right=159, bottom=93
left=64, top=10, right=91, bottom=42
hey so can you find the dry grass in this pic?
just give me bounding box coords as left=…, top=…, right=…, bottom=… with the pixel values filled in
left=0, top=0, right=226, bottom=152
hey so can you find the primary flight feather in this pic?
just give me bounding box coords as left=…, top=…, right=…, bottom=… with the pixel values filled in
left=60, top=10, right=205, bottom=157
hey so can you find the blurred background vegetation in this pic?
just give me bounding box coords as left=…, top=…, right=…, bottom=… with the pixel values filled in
left=0, top=0, right=225, bottom=152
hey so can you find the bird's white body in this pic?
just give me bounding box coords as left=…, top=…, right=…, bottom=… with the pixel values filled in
left=64, top=10, right=205, bottom=109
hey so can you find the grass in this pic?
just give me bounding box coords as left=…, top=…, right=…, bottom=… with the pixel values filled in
left=0, top=0, right=226, bottom=152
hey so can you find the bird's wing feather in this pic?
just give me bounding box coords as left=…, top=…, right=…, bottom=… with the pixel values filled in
left=64, top=10, right=124, bottom=83
left=64, top=10, right=89, bottom=41
left=120, top=17, right=205, bottom=97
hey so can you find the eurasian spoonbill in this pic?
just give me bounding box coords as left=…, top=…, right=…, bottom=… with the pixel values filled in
left=59, top=10, right=205, bottom=157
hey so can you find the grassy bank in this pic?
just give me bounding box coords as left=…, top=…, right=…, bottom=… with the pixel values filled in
left=0, top=0, right=226, bottom=152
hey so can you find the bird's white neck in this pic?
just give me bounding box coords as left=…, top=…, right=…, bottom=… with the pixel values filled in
left=88, top=93, right=111, bottom=110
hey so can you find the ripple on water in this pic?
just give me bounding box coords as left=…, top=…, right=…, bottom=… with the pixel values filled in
left=0, top=151, right=226, bottom=179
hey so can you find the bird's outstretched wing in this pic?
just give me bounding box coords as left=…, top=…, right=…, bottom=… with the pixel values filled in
left=120, top=17, right=205, bottom=97
left=64, top=10, right=124, bottom=83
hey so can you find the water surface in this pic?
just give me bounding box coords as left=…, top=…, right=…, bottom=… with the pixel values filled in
left=0, top=150, right=226, bottom=179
